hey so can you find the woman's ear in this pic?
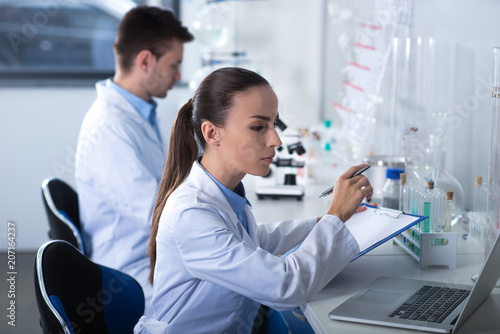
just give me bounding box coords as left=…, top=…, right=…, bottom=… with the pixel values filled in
left=201, top=121, right=220, bottom=146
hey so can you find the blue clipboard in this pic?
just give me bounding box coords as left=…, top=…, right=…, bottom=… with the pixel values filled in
left=347, top=204, right=427, bottom=261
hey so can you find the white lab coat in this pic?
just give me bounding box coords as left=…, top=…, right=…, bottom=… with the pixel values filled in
left=75, top=80, right=166, bottom=306
left=135, top=161, right=361, bottom=334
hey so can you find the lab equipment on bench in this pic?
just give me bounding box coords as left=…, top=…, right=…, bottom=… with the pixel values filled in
left=255, top=119, right=306, bottom=200
left=396, top=178, right=457, bottom=269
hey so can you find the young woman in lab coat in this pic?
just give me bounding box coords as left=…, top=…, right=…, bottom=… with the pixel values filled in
left=135, top=67, right=373, bottom=333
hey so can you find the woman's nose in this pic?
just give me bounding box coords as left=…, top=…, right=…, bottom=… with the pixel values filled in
left=269, top=128, right=282, bottom=148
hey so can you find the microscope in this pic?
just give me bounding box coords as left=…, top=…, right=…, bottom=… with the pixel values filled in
left=255, top=118, right=306, bottom=200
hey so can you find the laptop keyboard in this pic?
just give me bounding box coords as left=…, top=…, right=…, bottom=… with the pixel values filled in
left=388, top=285, right=470, bottom=323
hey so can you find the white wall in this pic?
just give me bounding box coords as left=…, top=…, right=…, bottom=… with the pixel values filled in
left=1, top=87, right=91, bottom=250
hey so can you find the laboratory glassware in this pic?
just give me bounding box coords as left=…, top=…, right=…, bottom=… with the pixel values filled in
left=192, top=2, right=234, bottom=49
left=472, top=47, right=500, bottom=285
left=399, top=172, right=408, bottom=212
left=469, top=176, right=488, bottom=250
left=382, top=168, right=404, bottom=209
left=421, top=181, right=434, bottom=233
left=445, top=191, right=454, bottom=232
left=486, top=47, right=500, bottom=253
left=363, top=155, right=405, bottom=204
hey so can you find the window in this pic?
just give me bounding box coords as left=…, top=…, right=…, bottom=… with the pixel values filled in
left=0, top=0, right=180, bottom=85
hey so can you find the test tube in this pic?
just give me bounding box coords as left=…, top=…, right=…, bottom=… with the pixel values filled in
left=433, top=187, right=446, bottom=232
left=471, top=176, right=487, bottom=248
left=418, top=185, right=426, bottom=232
left=444, top=191, right=454, bottom=232
left=399, top=173, right=408, bottom=212
left=473, top=176, right=484, bottom=213
left=409, top=184, right=416, bottom=215
left=422, top=181, right=434, bottom=233
left=410, top=184, right=422, bottom=230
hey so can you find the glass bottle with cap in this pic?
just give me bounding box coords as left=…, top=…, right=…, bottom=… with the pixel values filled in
left=382, top=168, right=405, bottom=210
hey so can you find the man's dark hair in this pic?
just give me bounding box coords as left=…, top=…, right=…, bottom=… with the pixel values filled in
left=114, top=6, right=194, bottom=73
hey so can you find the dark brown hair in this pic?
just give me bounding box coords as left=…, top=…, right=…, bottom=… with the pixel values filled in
left=148, top=67, right=270, bottom=284
left=114, top=6, right=193, bottom=73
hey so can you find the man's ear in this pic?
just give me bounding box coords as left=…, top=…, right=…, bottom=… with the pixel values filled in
left=134, top=50, right=155, bottom=72
left=201, top=121, right=220, bottom=146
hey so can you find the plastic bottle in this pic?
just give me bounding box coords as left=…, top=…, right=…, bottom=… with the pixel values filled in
left=382, top=168, right=405, bottom=209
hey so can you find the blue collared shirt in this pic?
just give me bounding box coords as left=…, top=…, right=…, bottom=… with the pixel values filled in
left=197, top=160, right=251, bottom=232
left=107, top=79, right=161, bottom=142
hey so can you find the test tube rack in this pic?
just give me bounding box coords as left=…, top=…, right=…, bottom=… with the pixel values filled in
left=394, top=227, right=457, bottom=270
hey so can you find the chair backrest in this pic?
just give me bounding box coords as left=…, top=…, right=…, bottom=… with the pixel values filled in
left=34, top=240, right=145, bottom=334
left=41, top=177, right=86, bottom=255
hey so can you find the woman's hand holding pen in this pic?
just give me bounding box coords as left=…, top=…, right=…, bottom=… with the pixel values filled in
left=326, top=163, right=373, bottom=223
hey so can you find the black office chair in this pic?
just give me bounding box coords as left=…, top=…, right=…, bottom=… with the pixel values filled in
left=34, top=240, right=145, bottom=334
left=41, top=177, right=87, bottom=256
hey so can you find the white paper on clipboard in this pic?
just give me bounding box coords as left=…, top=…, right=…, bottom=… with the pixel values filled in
left=345, top=204, right=427, bottom=260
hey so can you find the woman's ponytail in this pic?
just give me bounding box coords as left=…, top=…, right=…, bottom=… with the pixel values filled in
left=148, top=98, right=198, bottom=284
left=148, top=67, right=271, bottom=285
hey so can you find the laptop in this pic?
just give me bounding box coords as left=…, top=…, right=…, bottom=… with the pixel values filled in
left=329, top=232, right=500, bottom=333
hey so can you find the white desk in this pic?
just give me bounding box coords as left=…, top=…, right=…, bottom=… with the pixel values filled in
left=244, top=176, right=500, bottom=334
left=301, top=243, right=500, bottom=334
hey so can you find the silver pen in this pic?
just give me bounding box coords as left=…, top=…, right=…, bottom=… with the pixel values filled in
left=319, top=164, right=371, bottom=198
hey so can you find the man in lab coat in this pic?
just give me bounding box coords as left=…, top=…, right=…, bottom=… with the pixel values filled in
left=74, top=6, right=193, bottom=307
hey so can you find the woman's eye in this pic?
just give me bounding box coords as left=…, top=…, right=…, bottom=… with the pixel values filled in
left=251, top=126, right=264, bottom=131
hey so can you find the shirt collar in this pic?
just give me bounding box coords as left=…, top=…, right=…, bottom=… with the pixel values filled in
left=196, top=160, right=252, bottom=217
left=107, top=78, right=158, bottom=125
